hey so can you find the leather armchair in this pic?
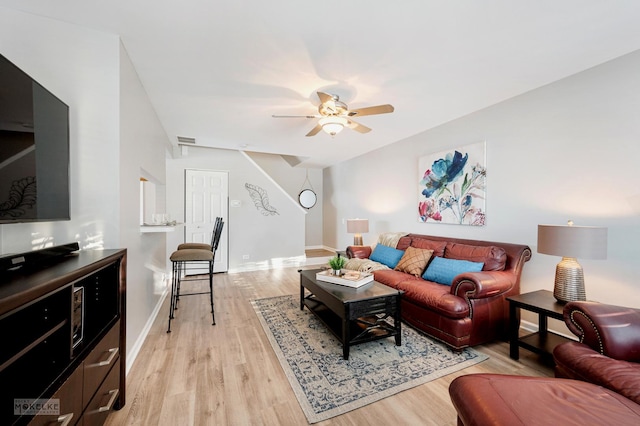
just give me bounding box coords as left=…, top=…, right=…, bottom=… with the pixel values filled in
left=449, top=301, right=640, bottom=425
left=449, top=374, right=640, bottom=425
left=553, top=301, right=640, bottom=404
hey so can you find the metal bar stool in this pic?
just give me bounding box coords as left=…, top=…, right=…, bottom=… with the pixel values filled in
left=167, top=219, right=224, bottom=332
left=177, top=216, right=222, bottom=251
left=173, top=219, right=224, bottom=312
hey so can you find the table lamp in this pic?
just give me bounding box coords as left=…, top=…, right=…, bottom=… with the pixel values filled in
left=346, top=219, right=369, bottom=246
left=537, top=221, right=607, bottom=302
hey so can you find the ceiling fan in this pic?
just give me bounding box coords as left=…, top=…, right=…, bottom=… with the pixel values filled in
left=272, top=91, right=394, bottom=137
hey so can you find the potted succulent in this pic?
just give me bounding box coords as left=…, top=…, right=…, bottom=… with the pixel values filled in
left=328, top=255, right=346, bottom=276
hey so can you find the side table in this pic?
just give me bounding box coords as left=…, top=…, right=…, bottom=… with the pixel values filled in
left=507, top=289, right=573, bottom=361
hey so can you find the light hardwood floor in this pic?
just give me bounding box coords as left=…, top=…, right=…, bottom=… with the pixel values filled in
left=305, top=248, right=336, bottom=258
left=105, top=265, right=553, bottom=426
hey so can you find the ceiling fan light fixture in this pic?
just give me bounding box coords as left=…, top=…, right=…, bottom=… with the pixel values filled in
left=273, top=91, right=394, bottom=137
left=319, top=116, right=348, bottom=136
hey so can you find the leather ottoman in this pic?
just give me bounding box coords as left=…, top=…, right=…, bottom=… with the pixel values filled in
left=449, top=374, right=640, bottom=425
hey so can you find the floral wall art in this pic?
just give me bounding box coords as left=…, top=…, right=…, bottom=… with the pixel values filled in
left=418, top=141, right=486, bottom=226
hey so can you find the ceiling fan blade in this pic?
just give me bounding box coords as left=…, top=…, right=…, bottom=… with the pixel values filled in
left=306, top=123, right=323, bottom=137
left=346, top=119, right=372, bottom=134
left=347, top=104, right=394, bottom=117
left=272, top=114, right=318, bottom=118
left=316, top=91, right=334, bottom=104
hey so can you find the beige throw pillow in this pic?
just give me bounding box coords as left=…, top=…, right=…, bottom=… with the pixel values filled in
left=394, top=247, right=433, bottom=277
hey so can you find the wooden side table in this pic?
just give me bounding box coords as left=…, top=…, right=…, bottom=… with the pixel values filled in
left=507, top=289, right=573, bottom=361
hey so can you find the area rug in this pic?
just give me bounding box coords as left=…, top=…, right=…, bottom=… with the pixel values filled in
left=251, top=295, right=488, bottom=423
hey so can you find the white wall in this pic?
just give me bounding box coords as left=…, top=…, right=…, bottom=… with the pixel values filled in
left=166, top=146, right=306, bottom=271
left=245, top=152, right=323, bottom=247
left=119, top=43, right=173, bottom=365
left=325, top=49, right=640, bottom=320
left=0, top=9, right=174, bottom=371
left=0, top=8, right=120, bottom=253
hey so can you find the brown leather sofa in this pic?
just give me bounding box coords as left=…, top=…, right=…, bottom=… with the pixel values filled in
left=346, top=233, right=531, bottom=350
left=448, top=301, right=640, bottom=425
left=553, top=301, right=640, bottom=404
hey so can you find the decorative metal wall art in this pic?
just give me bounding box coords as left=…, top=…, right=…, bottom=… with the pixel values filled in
left=245, top=183, right=279, bottom=216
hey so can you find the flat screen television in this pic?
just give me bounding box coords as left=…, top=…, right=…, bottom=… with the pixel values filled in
left=0, top=53, right=70, bottom=224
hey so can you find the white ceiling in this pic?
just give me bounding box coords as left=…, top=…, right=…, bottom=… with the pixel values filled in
left=3, top=1, right=640, bottom=167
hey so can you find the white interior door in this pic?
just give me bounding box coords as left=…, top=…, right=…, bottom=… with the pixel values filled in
left=184, top=169, right=228, bottom=273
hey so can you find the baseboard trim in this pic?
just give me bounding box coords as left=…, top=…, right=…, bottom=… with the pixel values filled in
left=519, top=319, right=577, bottom=341
left=229, top=254, right=332, bottom=273
left=305, top=245, right=340, bottom=252
left=125, top=286, right=169, bottom=375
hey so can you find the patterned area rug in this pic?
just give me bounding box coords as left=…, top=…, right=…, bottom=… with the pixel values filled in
left=252, top=295, right=488, bottom=423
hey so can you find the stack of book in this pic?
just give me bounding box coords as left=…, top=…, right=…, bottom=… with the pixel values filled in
left=316, top=270, right=374, bottom=288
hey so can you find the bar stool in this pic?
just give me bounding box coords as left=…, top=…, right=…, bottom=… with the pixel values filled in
left=167, top=219, right=224, bottom=332
left=177, top=216, right=222, bottom=251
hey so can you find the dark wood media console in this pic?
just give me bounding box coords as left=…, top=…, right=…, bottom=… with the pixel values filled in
left=0, top=249, right=127, bottom=425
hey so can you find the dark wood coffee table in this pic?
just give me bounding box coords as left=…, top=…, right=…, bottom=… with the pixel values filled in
left=299, top=269, right=403, bottom=360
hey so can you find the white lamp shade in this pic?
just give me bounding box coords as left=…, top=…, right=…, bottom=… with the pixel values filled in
left=319, top=116, right=348, bottom=136
left=346, top=219, right=369, bottom=234
left=537, top=224, right=607, bottom=259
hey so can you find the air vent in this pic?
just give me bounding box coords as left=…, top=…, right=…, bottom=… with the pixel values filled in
left=177, top=136, right=196, bottom=144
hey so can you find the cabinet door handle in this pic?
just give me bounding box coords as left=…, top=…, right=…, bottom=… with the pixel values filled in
left=97, top=389, right=119, bottom=413
left=57, top=413, right=74, bottom=426
left=89, top=347, right=118, bottom=367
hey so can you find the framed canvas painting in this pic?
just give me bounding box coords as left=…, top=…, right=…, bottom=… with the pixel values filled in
left=418, top=141, right=486, bottom=225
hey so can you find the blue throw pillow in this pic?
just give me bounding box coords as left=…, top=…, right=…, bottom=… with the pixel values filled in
left=369, top=244, right=405, bottom=269
left=422, top=257, right=484, bottom=286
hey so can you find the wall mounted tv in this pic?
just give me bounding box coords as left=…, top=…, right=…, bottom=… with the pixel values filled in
left=0, top=53, right=70, bottom=224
